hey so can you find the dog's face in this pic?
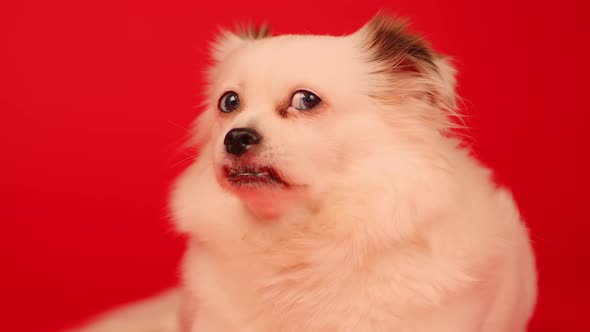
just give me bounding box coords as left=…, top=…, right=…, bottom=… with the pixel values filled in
left=186, top=15, right=458, bottom=220
left=207, top=34, right=385, bottom=218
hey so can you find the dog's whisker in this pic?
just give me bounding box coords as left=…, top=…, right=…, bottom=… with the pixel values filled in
left=171, top=153, right=198, bottom=168
left=168, top=120, right=196, bottom=135
left=530, top=232, right=551, bottom=244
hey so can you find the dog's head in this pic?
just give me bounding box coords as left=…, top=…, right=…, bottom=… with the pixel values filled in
left=178, top=14, right=459, bottom=223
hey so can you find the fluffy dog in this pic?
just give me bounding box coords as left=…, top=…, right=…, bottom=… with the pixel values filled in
left=76, top=13, right=537, bottom=332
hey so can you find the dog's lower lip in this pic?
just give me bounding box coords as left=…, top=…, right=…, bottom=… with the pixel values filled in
left=230, top=171, right=269, bottom=177
left=224, top=165, right=287, bottom=186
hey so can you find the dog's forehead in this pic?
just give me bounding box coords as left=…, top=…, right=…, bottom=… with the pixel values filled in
left=211, top=34, right=367, bottom=100
left=243, top=35, right=351, bottom=61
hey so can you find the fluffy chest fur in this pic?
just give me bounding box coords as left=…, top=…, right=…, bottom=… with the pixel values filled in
left=173, top=147, right=535, bottom=332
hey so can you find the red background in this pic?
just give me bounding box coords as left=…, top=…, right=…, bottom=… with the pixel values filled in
left=1, top=0, right=588, bottom=331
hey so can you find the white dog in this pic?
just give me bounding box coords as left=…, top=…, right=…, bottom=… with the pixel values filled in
left=75, top=13, right=537, bottom=332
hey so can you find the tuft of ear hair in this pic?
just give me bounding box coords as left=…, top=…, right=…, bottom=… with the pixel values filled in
left=236, top=22, right=272, bottom=40
left=361, top=13, right=436, bottom=75
left=360, top=13, right=460, bottom=125
left=210, top=22, right=272, bottom=63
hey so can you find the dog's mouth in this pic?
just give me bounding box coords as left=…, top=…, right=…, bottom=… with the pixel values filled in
left=223, top=164, right=287, bottom=187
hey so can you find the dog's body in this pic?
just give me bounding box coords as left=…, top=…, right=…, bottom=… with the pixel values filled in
left=75, top=14, right=537, bottom=332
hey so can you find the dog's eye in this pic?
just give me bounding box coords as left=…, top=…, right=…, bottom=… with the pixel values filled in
left=290, top=90, right=321, bottom=111
left=219, top=91, right=240, bottom=113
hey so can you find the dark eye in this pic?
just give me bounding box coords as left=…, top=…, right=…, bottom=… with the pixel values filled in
left=290, top=90, right=321, bottom=111
left=218, top=91, right=240, bottom=113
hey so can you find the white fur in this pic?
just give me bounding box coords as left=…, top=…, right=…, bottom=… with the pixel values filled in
left=74, top=15, right=537, bottom=332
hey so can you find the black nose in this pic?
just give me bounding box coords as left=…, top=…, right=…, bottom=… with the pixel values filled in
left=224, top=128, right=262, bottom=156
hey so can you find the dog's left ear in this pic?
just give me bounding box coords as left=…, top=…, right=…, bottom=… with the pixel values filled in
left=358, top=13, right=457, bottom=112
left=210, top=22, right=272, bottom=63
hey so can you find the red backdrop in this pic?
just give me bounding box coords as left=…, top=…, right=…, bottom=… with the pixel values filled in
left=1, top=0, right=588, bottom=331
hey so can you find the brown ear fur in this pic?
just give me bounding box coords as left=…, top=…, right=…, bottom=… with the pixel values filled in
left=362, top=14, right=436, bottom=74
left=360, top=13, right=459, bottom=122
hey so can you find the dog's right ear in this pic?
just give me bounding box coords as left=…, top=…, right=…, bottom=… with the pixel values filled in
left=210, top=23, right=271, bottom=62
